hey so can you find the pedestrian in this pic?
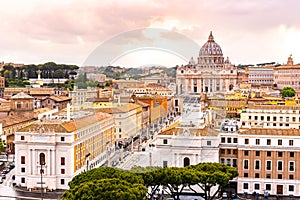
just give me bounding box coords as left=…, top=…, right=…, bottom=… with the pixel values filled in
left=255, top=193, right=259, bottom=199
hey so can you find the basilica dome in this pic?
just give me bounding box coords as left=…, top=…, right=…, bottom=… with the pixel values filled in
left=199, top=31, right=223, bottom=56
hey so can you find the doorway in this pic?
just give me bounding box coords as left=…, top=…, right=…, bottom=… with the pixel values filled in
left=277, top=185, right=283, bottom=195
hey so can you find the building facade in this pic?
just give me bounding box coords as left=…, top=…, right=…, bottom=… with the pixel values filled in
left=274, top=55, right=300, bottom=91
left=14, top=109, right=116, bottom=190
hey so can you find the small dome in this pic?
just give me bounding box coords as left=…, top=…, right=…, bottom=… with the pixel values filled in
left=199, top=31, right=223, bottom=56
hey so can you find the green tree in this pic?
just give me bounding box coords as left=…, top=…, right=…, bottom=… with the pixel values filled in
left=63, top=178, right=147, bottom=200
left=68, top=167, right=143, bottom=189
left=282, top=86, right=296, bottom=98
left=187, top=163, right=238, bottom=200
left=131, top=166, right=165, bottom=199
left=64, top=167, right=146, bottom=200
left=0, top=138, right=5, bottom=152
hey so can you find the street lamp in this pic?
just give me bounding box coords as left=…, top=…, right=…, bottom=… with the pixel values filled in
left=40, top=161, right=45, bottom=200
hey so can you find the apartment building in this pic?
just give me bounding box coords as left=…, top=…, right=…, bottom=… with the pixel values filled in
left=68, top=86, right=98, bottom=106
left=274, top=55, right=300, bottom=91
left=246, top=66, right=274, bottom=87
left=237, top=128, right=300, bottom=196
left=14, top=108, right=116, bottom=190
left=241, top=103, right=300, bottom=129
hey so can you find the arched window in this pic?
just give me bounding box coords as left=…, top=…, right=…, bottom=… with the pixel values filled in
left=39, top=153, right=45, bottom=165
left=183, top=157, right=190, bottom=167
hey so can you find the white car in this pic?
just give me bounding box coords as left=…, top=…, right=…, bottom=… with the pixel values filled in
left=222, top=192, right=228, bottom=198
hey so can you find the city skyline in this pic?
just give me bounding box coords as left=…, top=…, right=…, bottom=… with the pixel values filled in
left=0, top=0, right=300, bottom=67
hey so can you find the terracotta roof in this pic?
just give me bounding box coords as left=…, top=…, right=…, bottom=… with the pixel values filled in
left=136, top=100, right=149, bottom=107
left=49, top=95, right=71, bottom=102
left=112, top=103, right=141, bottom=113
left=159, top=126, right=218, bottom=136
left=18, top=111, right=113, bottom=133
left=0, top=116, right=34, bottom=127
left=11, top=92, right=34, bottom=99
left=240, top=128, right=300, bottom=136
left=29, top=88, right=55, bottom=95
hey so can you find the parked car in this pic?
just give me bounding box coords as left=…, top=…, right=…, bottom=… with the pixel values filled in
left=1, top=174, right=6, bottom=179
left=222, top=192, right=228, bottom=198
left=8, top=164, right=15, bottom=169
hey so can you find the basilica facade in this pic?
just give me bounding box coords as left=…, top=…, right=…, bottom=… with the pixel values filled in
left=176, top=32, right=239, bottom=95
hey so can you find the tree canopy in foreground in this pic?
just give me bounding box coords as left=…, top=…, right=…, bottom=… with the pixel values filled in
left=63, top=163, right=238, bottom=200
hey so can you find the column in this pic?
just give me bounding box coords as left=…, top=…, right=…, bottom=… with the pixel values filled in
left=29, top=149, right=32, bottom=175
left=32, top=149, right=36, bottom=175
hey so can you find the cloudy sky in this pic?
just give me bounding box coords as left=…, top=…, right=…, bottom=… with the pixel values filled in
left=1, top=0, right=300, bottom=67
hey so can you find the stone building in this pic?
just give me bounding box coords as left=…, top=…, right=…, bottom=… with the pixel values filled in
left=176, top=32, right=239, bottom=95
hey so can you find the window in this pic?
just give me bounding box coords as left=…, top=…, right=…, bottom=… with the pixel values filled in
left=21, top=136, right=25, bottom=140
left=221, top=137, right=225, bottom=143
left=278, top=174, right=282, bottom=179
left=21, top=167, right=25, bottom=173
left=220, top=158, right=225, bottom=164
left=233, top=149, right=237, bottom=155
left=61, top=169, right=65, bottom=174
left=207, top=141, right=211, bottom=146
left=243, top=183, right=249, bottom=189
left=163, top=139, right=168, bottom=144
left=266, top=161, right=272, bottom=170
left=290, top=152, right=294, bottom=158
left=227, top=159, right=231, bottom=166
left=163, top=161, right=168, bottom=168
left=278, top=161, right=283, bottom=170
left=233, top=138, right=238, bottom=143
left=261, top=116, right=264, bottom=120
left=61, top=157, right=65, bottom=165
left=254, top=184, right=260, bottom=190
left=267, top=151, right=271, bottom=157
left=227, top=149, right=231, bottom=154
left=244, top=160, right=249, bottom=169
left=227, top=138, right=232, bottom=143
left=21, top=177, right=25, bottom=183
left=255, top=116, right=258, bottom=120
left=244, top=150, right=249, bottom=156
left=21, top=156, right=25, bottom=164
left=267, top=139, right=271, bottom=145
left=245, top=138, right=249, bottom=144
left=232, top=159, right=237, bottom=167
left=278, top=152, right=283, bottom=157
left=61, top=179, right=65, bottom=185
left=278, top=140, right=282, bottom=145
left=256, top=151, right=260, bottom=156
left=289, top=185, right=294, bottom=192
left=256, top=139, right=260, bottom=145
left=266, top=174, right=271, bottom=179
left=266, top=184, right=271, bottom=190
left=220, top=149, right=225, bottom=154
left=267, top=116, right=270, bottom=121
left=289, top=161, right=295, bottom=171
left=61, top=137, right=65, bottom=142
left=255, top=173, right=260, bottom=178
left=119, top=128, right=121, bottom=133
left=289, top=140, right=294, bottom=146
left=244, top=173, right=248, bottom=177
left=289, top=175, right=294, bottom=180
left=255, top=160, right=260, bottom=170
left=39, top=153, right=45, bottom=165
left=273, top=116, right=276, bottom=121
left=17, top=102, right=21, bottom=109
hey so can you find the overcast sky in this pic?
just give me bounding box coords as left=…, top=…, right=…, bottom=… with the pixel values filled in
left=1, top=0, right=300, bottom=67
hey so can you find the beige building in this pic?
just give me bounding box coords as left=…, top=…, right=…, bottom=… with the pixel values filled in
left=246, top=66, right=274, bottom=87
left=274, top=55, right=300, bottom=91
left=68, top=86, right=98, bottom=106
left=176, top=32, right=238, bottom=95
left=15, top=109, right=116, bottom=190
left=240, top=103, right=300, bottom=129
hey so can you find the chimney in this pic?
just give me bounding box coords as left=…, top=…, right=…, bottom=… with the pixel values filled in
left=67, top=103, right=71, bottom=121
